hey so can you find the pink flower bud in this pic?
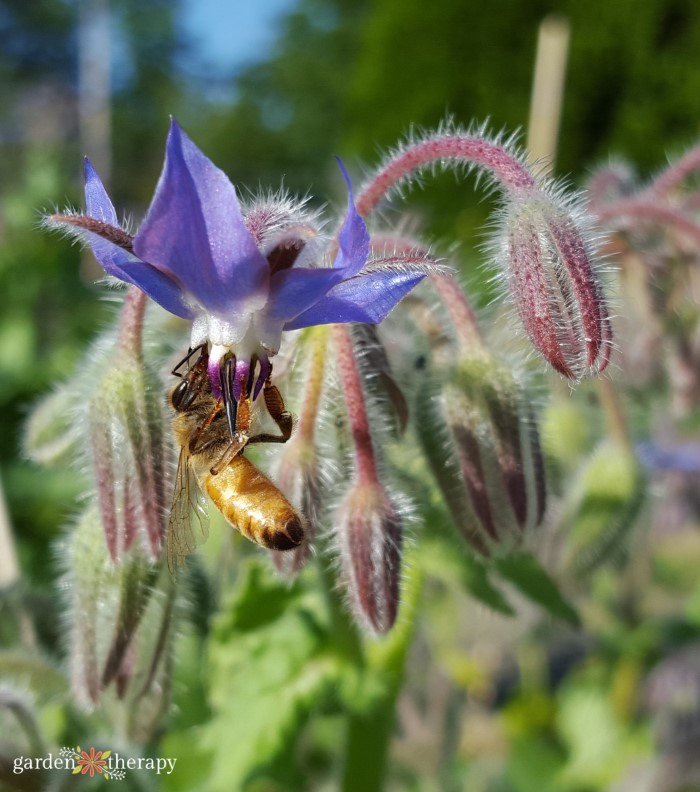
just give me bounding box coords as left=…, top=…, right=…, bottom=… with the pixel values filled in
left=337, top=483, right=402, bottom=634
left=502, top=190, right=612, bottom=380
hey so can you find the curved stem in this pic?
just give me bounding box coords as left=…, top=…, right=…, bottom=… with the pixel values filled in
left=595, top=199, right=700, bottom=248
left=648, top=143, right=700, bottom=197
left=356, top=133, right=536, bottom=219
left=332, top=324, right=379, bottom=485
left=430, top=273, right=483, bottom=352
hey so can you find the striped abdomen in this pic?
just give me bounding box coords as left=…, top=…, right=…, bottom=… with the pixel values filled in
left=202, top=455, right=303, bottom=551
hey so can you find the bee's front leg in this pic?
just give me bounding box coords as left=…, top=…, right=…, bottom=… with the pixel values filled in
left=248, top=380, right=294, bottom=445
left=209, top=431, right=248, bottom=476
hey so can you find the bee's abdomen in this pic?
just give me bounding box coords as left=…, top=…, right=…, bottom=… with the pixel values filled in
left=205, top=457, right=304, bottom=551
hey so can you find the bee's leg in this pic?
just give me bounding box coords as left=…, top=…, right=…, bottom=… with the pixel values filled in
left=210, top=378, right=252, bottom=476
left=188, top=401, right=225, bottom=456
left=248, top=379, right=294, bottom=445
left=209, top=432, right=248, bottom=476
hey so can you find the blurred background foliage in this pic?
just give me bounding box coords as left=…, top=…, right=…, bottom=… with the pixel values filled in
left=2, top=0, right=700, bottom=789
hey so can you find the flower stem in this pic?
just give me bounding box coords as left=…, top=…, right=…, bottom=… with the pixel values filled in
left=117, top=286, right=148, bottom=361
left=356, top=133, right=536, bottom=218
left=298, top=327, right=328, bottom=441
left=648, top=142, right=700, bottom=197
left=595, top=199, right=700, bottom=247
left=340, top=558, right=423, bottom=792
left=332, top=324, right=379, bottom=484
left=430, top=272, right=482, bottom=353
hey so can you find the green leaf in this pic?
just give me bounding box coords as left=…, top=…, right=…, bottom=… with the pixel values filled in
left=195, top=562, right=347, bottom=792
left=421, top=537, right=514, bottom=616
left=495, top=552, right=580, bottom=626
left=0, top=650, right=68, bottom=700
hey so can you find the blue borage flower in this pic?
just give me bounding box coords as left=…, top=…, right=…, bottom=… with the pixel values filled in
left=55, top=118, right=428, bottom=405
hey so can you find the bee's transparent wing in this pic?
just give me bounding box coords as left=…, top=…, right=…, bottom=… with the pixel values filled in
left=166, top=449, right=209, bottom=573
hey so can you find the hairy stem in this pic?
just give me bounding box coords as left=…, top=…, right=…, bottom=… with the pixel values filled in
left=356, top=133, right=536, bottom=218
left=430, top=273, right=482, bottom=352
left=298, top=327, right=328, bottom=441
left=595, top=199, right=700, bottom=247
left=117, top=286, right=148, bottom=361
left=648, top=143, right=700, bottom=197
left=332, top=324, right=379, bottom=484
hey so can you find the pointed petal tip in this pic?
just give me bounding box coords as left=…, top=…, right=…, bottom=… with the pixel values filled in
left=335, top=156, right=354, bottom=195
left=83, top=156, right=98, bottom=182
left=168, top=115, right=182, bottom=136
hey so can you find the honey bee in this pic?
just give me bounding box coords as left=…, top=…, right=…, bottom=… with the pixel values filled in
left=166, top=345, right=304, bottom=571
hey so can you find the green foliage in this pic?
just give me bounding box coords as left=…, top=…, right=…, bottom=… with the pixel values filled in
left=496, top=553, right=581, bottom=627
left=566, top=443, right=647, bottom=577
left=164, top=561, right=371, bottom=791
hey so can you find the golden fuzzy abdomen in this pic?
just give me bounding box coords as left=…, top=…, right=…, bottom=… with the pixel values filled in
left=202, top=456, right=303, bottom=551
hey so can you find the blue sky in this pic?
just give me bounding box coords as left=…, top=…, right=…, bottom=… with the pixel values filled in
left=179, top=0, right=296, bottom=73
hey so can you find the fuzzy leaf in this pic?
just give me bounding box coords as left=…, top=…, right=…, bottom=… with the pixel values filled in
left=197, top=563, right=348, bottom=791
left=421, top=538, right=514, bottom=616
left=0, top=651, right=68, bottom=700
left=495, top=552, right=580, bottom=626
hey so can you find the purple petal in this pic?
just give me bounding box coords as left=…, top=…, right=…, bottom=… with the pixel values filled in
left=83, top=158, right=194, bottom=319
left=133, top=119, right=269, bottom=315
left=284, top=270, right=424, bottom=330
left=264, top=161, right=370, bottom=323
left=334, top=159, right=370, bottom=276
left=265, top=267, right=346, bottom=322
left=84, top=157, right=119, bottom=225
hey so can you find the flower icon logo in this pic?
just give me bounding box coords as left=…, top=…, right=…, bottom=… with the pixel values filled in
left=72, top=746, right=111, bottom=778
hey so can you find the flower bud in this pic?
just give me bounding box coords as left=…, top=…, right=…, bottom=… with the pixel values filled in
left=88, top=351, right=167, bottom=561
left=337, top=482, right=402, bottom=634
left=502, top=190, right=612, bottom=380
left=23, top=386, right=80, bottom=467
left=419, top=353, right=545, bottom=555
left=60, top=503, right=175, bottom=738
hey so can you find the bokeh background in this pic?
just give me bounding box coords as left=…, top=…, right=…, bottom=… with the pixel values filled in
left=2, top=1, right=700, bottom=790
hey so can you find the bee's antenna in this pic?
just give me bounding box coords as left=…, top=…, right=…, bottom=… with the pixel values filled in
left=171, top=344, right=205, bottom=378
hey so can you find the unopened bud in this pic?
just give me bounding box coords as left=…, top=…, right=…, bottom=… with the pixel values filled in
left=503, top=191, right=612, bottom=380
left=337, top=482, right=402, bottom=634
left=422, top=353, right=545, bottom=555
left=61, top=503, right=175, bottom=735
left=88, top=353, right=167, bottom=561
left=23, top=386, right=80, bottom=467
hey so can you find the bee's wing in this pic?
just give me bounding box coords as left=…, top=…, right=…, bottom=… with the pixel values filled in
left=166, top=448, right=210, bottom=573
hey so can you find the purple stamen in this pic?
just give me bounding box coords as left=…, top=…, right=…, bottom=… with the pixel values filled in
left=233, top=358, right=251, bottom=402
left=208, top=355, right=223, bottom=400
left=254, top=356, right=272, bottom=400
